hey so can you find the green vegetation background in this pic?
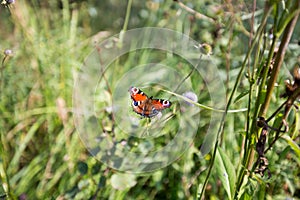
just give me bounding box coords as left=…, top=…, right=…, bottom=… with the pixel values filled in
left=0, top=0, right=299, bottom=199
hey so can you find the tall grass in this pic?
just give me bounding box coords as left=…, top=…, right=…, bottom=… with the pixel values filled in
left=0, top=0, right=92, bottom=199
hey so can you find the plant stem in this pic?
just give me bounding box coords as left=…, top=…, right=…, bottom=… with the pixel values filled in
left=123, top=0, right=133, bottom=32
left=234, top=3, right=273, bottom=198
left=260, top=1, right=300, bottom=117
left=199, top=4, right=272, bottom=199
left=235, top=0, right=300, bottom=198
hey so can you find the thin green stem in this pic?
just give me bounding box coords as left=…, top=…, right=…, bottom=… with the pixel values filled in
left=261, top=2, right=300, bottom=117
left=164, top=90, right=247, bottom=113
left=119, top=0, right=133, bottom=44
left=0, top=132, right=11, bottom=199
left=257, top=36, right=278, bottom=117
left=123, top=0, right=133, bottom=32
left=276, top=8, right=300, bottom=37
left=235, top=1, right=300, bottom=198
left=247, top=34, right=278, bottom=142
left=233, top=4, right=274, bottom=198
left=199, top=5, right=272, bottom=199
left=245, top=0, right=262, bottom=163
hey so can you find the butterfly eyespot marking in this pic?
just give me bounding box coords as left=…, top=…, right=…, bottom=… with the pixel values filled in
left=133, top=101, right=139, bottom=106
left=130, top=86, right=145, bottom=96
left=163, top=100, right=170, bottom=106
left=133, top=87, right=138, bottom=93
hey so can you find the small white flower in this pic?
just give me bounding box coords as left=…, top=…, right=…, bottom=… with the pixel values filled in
left=182, top=91, right=198, bottom=106
left=156, top=112, right=162, bottom=119
left=4, top=49, right=13, bottom=56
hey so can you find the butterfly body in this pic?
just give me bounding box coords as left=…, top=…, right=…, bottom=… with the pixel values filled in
left=129, top=87, right=172, bottom=118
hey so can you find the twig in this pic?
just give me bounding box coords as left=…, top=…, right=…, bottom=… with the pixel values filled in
left=174, top=0, right=216, bottom=23
left=260, top=1, right=300, bottom=117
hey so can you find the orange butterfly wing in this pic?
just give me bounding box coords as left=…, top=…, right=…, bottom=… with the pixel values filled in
left=129, top=86, right=148, bottom=102
left=129, top=86, right=172, bottom=118
left=150, top=98, right=172, bottom=111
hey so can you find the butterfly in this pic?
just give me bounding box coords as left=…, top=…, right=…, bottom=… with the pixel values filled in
left=129, top=86, right=172, bottom=118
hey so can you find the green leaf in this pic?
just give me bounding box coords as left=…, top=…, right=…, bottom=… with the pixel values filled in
left=98, top=176, right=106, bottom=188
left=215, top=147, right=237, bottom=200
left=234, top=90, right=249, bottom=103
left=111, top=173, right=137, bottom=190
left=282, top=135, right=300, bottom=160
left=91, top=162, right=102, bottom=175
left=77, top=161, right=88, bottom=175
